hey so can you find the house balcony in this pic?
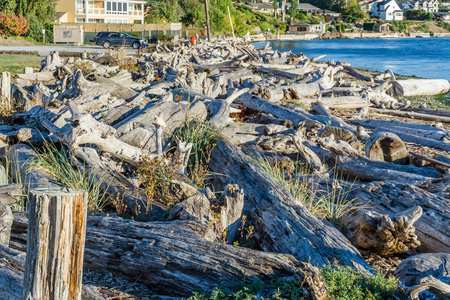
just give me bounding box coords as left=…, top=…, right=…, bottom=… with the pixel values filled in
left=76, top=8, right=143, bottom=16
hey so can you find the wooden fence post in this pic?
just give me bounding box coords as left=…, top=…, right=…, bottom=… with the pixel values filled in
left=23, top=188, right=88, bottom=300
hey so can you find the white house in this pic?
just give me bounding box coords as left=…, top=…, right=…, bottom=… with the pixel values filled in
left=414, top=0, right=439, bottom=12
left=398, top=0, right=439, bottom=12
left=370, top=0, right=404, bottom=20
left=244, top=2, right=282, bottom=15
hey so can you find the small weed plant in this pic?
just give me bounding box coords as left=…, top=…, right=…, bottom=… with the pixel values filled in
left=137, top=154, right=179, bottom=211
left=73, top=59, right=95, bottom=75
left=321, top=266, right=406, bottom=300
left=27, top=141, right=110, bottom=213
left=118, top=57, right=140, bottom=73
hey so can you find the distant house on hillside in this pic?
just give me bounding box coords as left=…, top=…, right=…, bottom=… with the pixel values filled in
left=244, top=2, right=282, bottom=14
left=435, top=11, right=450, bottom=20
left=288, top=22, right=326, bottom=34
left=317, top=9, right=341, bottom=18
left=360, top=0, right=379, bottom=12
left=297, top=3, right=321, bottom=13
left=375, top=22, right=391, bottom=32
left=398, top=0, right=439, bottom=12
left=370, top=0, right=403, bottom=20
left=398, top=1, right=415, bottom=11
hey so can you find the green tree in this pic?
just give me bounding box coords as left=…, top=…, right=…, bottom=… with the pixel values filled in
left=271, top=0, right=278, bottom=17
left=288, top=0, right=298, bottom=21
left=0, top=0, right=17, bottom=14
left=180, top=0, right=206, bottom=28
left=158, top=0, right=182, bottom=22
left=16, top=0, right=57, bottom=24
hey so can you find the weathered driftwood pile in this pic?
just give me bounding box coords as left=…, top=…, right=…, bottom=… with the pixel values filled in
left=0, top=39, right=450, bottom=299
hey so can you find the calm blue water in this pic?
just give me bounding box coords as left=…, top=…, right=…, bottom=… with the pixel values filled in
left=254, top=37, right=450, bottom=103
left=253, top=38, right=450, bottom=80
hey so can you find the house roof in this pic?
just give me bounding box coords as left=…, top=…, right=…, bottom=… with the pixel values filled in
left=54, top=12, right=67, bottom=20
left=291, top=22, right=311, bottom=26
left=257, top=3, right=274, bottom=9
left=318, top=9, right=340, bottom=14
left=297, top=3, right=321, bottom=10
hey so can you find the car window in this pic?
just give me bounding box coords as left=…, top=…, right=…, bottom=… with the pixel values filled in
left=110, top=33, right=120, bottom=38
left=119, top=33, right=125, bottom=38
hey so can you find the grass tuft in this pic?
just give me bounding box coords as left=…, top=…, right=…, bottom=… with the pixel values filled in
left=174, top=117, right=220, bottom=189
left=256, top=158, right=360, bottom=225
left=27, top=141, right=110, bottom=213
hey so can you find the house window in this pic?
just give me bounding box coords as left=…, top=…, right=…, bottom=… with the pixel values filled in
left=76, top=0, right=85, bottom=13
left=75, top=17, right=85, bottom=23
left=106, top=1, right=129, bottom=14
left=128, top=3, right=134, bottom=10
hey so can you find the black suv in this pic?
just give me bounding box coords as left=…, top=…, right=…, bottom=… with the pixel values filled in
left=94, top=31, right=148, bottom=49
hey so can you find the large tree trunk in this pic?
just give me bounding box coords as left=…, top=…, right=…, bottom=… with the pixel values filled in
left=209, top=140, right=372, bottom=273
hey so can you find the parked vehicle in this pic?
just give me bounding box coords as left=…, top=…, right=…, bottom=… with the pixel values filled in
left=94, top=32, right=148, bottom=49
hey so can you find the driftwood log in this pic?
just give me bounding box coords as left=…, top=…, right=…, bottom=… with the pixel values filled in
left=340, top=206, right=422, bottom=256
left=364, top=132, right=409, bottom=165
left=391, top=79, right=450, bottom=96
left=395, top=253, right=450, bottom=300
left=11, top=213, right=329, bottom=299
left=209, top=140, right=372, bottom=273
left=349, top=181, right=450, bottom=253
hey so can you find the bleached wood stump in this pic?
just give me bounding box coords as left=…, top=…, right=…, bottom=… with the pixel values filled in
left=365, top=132, right=409, bottom=165
left=23, top=188, right=88, bottom=300
left=0, top=204, right=13, bottom=247
left=0, top=72, right=11, bottom=111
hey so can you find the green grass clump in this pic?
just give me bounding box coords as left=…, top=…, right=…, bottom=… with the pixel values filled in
left=27, top=142, right=110, bottom=213
left=321, top=266, right=406, bottom=300
left=174, top=117, right=221, bottom=189
left=0, top=54, right=42, bottom=74
left=256, top=158, right=359, bottom=225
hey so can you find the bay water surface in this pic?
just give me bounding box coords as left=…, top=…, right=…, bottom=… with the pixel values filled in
left=253, top=37, right=450, bottom=102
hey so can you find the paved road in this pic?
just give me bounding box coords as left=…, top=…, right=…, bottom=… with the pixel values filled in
left=0, top=45, right=139, bottom=56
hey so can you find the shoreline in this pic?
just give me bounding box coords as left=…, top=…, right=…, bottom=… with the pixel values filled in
left=250, top=32, right=450, bottom=42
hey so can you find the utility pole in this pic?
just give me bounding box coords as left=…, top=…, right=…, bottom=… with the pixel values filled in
left=205, top=0, right=211, bottom=41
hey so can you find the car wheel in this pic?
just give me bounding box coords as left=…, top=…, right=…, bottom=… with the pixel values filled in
left=132, top=42, right=140, bottom=49
left=102, top=41, right=111, bottom=49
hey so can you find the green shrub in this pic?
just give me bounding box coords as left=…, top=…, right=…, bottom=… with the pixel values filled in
left=321, top=266, right=407, bottom=300
left=187, top=267, right=407, bottom=300
left=0, top=13, right=29, bottom=36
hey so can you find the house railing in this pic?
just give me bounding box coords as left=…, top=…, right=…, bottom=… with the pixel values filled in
left=87, top=8, right=107, bottom=15
left=76, top=8, right=143, bottom=16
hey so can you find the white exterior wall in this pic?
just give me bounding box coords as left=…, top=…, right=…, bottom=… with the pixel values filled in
left=371, top=0, right=403, bottom=20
